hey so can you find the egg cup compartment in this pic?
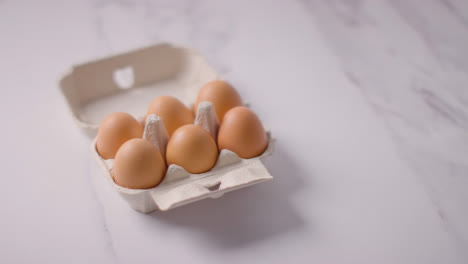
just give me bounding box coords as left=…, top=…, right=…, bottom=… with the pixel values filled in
left=60, top=43, right=275, bottom=213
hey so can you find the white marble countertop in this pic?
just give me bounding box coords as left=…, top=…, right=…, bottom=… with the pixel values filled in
left=1, top=0, right=467, bottom=263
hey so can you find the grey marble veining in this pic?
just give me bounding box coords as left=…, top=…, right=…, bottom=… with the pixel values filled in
left=302, top=0, right=468, bottom=251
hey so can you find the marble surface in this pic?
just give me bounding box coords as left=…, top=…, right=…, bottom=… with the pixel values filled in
left=1, top=0, right=467, bottom=263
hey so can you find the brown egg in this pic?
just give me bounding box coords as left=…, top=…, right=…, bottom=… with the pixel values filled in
left=113, top=138, right=166, bottom=189
left=96, top=112, right=143, bottom=159
left=146, top=96, right=194, bottom=136
left=218, top=106, right=268, bottom=159
left=166, top=124, right=218, bottom=174
left=194, top=80, right=242, bottom=122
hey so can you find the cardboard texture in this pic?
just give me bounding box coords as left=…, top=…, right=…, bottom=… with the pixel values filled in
left=60, top=43, right=274, bottom=213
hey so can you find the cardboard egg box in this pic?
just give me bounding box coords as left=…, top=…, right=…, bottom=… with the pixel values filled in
left=59, top=43, right=275, bottom=213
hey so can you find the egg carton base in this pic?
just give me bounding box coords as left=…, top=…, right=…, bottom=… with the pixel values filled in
left=92, top=138, right=275, bottom=212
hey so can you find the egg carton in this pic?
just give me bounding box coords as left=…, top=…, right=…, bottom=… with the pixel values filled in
left=59, top=43, right=274, bottom=213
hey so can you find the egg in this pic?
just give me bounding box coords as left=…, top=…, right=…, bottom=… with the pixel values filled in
left=218, top=106, right=268, bottom=159
left=146, top=96, right=194, bottom=136
left=96, top=112, right=143, bottom=159
left=166, top=124, right=218, bottom=174
left=113, top=138, right=166, bottom=189
left=194, top=80, right=242, bottom=122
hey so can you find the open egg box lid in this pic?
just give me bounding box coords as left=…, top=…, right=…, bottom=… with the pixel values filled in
left=59, top=43, right=221, bottom=136
left=59, top=43, right=274, bottom=212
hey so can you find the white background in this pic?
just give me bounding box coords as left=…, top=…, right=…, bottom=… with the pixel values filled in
left=1, top=0, right=467, bottom=263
